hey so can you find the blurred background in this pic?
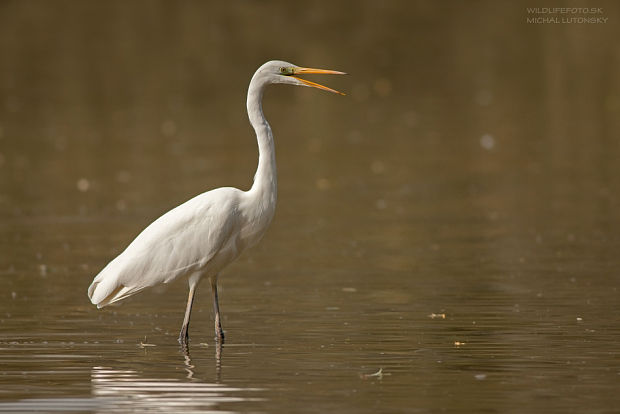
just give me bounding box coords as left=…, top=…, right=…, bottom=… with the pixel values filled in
left=1, top=1, right=620, bottom=413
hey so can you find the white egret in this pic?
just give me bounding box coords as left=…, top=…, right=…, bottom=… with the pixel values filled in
left=87, top=60, right=345, bottom=346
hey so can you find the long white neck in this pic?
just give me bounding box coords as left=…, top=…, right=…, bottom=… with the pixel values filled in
left=246, top=76, right=277, bottom=213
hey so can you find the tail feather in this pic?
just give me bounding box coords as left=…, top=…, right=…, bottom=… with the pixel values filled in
left=92, top=282, right=125, bottom=308
left=88, top=271, right=121, bottom=308
left=89, top=275, right=150, bottom=308
left=88, top=257, right=147, bottom=308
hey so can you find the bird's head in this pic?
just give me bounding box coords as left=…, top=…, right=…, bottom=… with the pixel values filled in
left=253, top=60, right=346, bottom=95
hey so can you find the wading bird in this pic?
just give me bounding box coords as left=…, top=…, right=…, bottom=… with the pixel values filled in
left=87, top=60, right=344, bottom=346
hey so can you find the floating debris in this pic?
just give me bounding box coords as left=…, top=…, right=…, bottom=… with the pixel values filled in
left=428, top=313, right=446, bottom=319
left=342, top=287, right=357, bottom=293
left=359, top=368, right=390, bottom=380
left=138, top=337, right=156, bottom=348
left=454, top=341, right=466, bottom=347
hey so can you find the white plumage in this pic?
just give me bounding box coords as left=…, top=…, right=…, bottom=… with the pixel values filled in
left=89, top=188, right=243, bottom=306
left=87, top=60, right=344, bottom=346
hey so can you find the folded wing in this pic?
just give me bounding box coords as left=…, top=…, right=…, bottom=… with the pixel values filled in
left=88, top=188, right=242, bottom=308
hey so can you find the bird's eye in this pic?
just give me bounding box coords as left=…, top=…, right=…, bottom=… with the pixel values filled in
left=279, top=67, right=286, bottom=73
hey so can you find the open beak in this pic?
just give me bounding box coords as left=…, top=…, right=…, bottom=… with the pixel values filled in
left=292, top=67, right=346, bottom=95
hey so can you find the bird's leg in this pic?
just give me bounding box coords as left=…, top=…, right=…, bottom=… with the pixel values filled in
left=179, top=282, right=197, bottom=346
left=210, top=277, right=225, bottom=343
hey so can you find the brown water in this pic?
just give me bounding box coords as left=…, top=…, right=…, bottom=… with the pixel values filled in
left=2, top=1, right=620, bottom=413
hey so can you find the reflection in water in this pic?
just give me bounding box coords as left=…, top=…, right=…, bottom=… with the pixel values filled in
left=0, top=345, right=260, bottom=413
left=183, top=350, right=195, bottom=379
left=90, top=363, right=262, bottom=413
left=182, top=341, right=223, bottom=381
left=0, top=398, right=101, bottom=413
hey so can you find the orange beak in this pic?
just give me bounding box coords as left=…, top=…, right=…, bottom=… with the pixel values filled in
left=292, top=67, right=346, bottom=95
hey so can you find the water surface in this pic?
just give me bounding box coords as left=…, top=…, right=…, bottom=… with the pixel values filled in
left=1, top=1, right=620, bottom=413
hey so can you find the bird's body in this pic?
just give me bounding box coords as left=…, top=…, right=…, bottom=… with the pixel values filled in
left=88, top=60, right=344, bottom=346
left=89, top=187, right=261, bottom=307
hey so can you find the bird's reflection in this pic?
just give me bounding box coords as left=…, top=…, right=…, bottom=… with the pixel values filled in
left=181, top=341, right=222, bottom=381
left=91, top=343, right=261, bottom=413
left=182, top=351, right=195, bottom=379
